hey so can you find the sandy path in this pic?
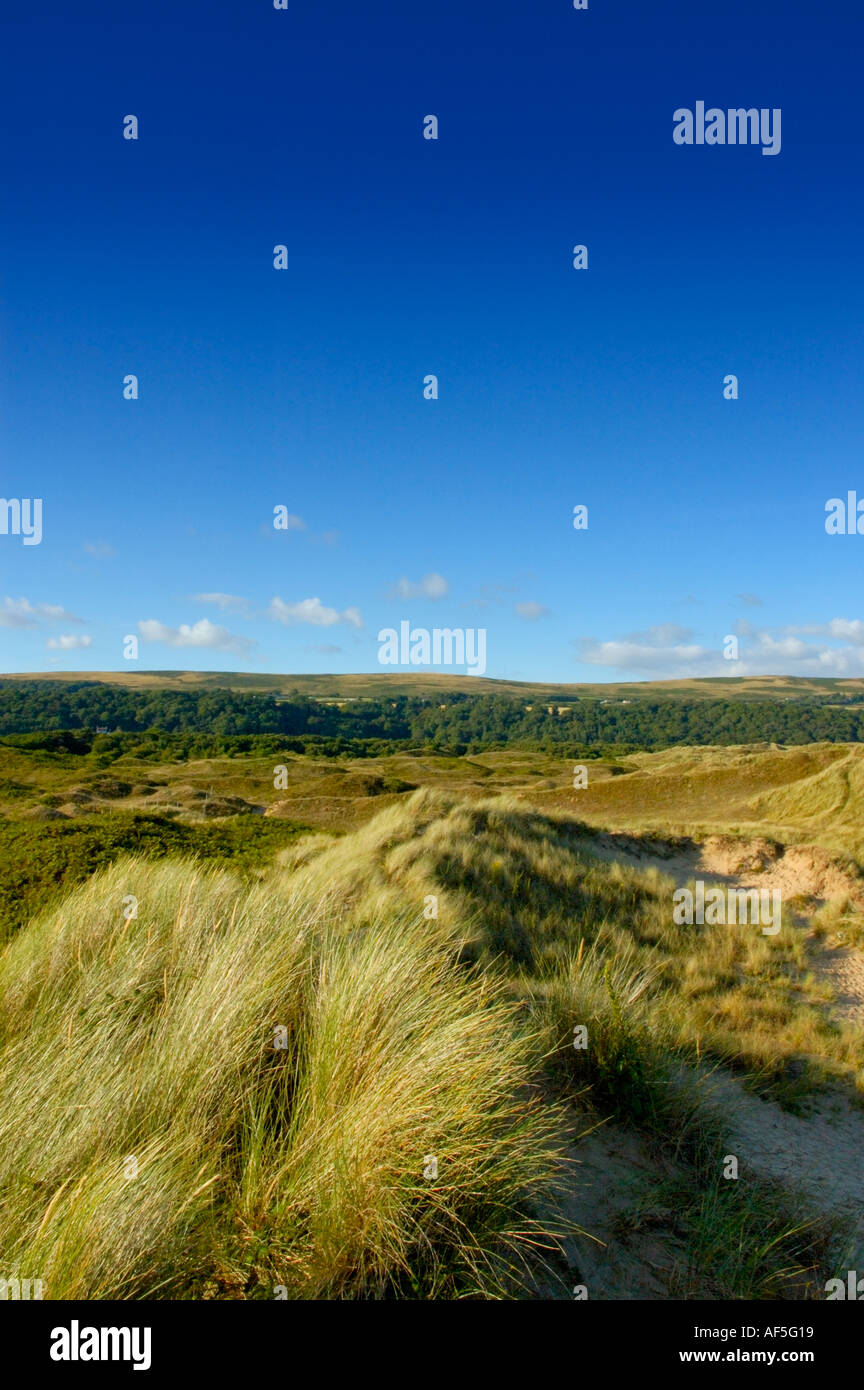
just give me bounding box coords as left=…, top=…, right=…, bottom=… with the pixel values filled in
left=577, top=827, right=864, bottom=1250
left=582, top=829, right=864, bottom=1024
left=695, top=1068, right=864, bottom=1266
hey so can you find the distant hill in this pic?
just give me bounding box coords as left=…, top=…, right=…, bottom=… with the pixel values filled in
left=5, top=670, right=864, bottom=703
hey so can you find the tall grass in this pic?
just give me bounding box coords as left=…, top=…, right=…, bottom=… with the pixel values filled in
left=2, top=786, right=859, bottom=1300
left=0, top=852, right=565, bottom=1299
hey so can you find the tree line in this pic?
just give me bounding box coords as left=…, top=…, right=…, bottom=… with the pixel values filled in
left=1, top=680, right=864, bottom=750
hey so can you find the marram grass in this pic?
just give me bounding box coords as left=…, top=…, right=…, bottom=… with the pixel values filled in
left=2, top=786, right=859, bottom=1300
left=0, top=850, right=566, bottom=1300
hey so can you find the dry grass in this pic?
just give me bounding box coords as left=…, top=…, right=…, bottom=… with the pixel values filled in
left=2, top=785, right=861, bottom=1299
left=0, top=847, right=565, bottom=1300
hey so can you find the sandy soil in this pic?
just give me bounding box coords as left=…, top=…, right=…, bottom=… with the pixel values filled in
left=531, top=1114, right=690, bottom=1300
left=695, top=1068, right=864, bottom=1266
left=575, top=826, right=864, bottom=1264
left=582, top=829, right=864, bottom=1025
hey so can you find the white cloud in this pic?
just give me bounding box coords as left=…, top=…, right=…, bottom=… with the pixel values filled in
left=46, top=634, right=93, bottom=651
left=621, top=623, right=695, bottom=646
left=827, top=619, right=864, bottom=645
left=0, top=597, right=83, bottom=628
left=268, top=596, right=363, bottom=629
left=577, top=636, right=709, bottom=674
left=84, top=542, right=116, bottom=559
left=192, top=592, right=251, bottom=615
left=138, top=618, right=255, bottom=654
left=391, top=573, right=449, bottom=600
left=750, top=633, right=811, bottom=661
left=575, top=616, right=864, bottom=678
left=577, top=624, right=707, bottom=673
left=788, top=618, right=864, bottom=646
left=515, top=601, right=550, bottom=620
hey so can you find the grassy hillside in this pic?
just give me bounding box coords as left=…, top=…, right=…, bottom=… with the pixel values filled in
left=259, top=738, right=864, bottom=861
left=1, top=789, right=861, bottom=1299
left=537, top=743, right=864, bottom=859
left=6, top=740, right=864, bottom=943
left=4, top=705, right=864, bottom=1300
left=8, top=669, right=864, bottom=702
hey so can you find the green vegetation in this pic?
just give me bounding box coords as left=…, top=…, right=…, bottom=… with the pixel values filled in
left=3, top=677, right=864, bottom=1300
left=3, top=679, right=864, bottom=751
left=375, top=795, right=862, bottom=1100
left=3, top=790, right=853, bottom=1299
left=0, top=848, right=563, bottom=1299
left=0, top=814, right=308, bottom=945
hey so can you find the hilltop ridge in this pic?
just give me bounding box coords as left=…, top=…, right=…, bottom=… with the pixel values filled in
left=5, top=670, right=864, bottom=702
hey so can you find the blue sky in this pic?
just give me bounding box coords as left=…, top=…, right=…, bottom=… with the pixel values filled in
left=1, top=0, right=863, bottom=683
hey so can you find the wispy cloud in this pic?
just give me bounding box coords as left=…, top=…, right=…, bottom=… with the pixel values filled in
left=389, top=573, right=449, bottom=600
left=785, top=618, right=864, bottom=645
left=575, top=617, right=864, bottom=678
left=192, top=592, right=251, bottom=615
left=515, top=601, right=550, bottom=620
left=46, top=634, right=93, bottom=651
left=0, top=597, right=84, bottom=628
left=576, top=623, right=706, bottom=673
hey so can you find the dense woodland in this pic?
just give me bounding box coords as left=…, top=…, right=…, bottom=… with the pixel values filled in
left=1, top=679, right=864, bottom=753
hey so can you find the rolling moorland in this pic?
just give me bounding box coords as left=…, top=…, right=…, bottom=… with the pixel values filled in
left=12, top=668, right=864, bottom=701
left=1, top=672, right=864, bottom=1299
